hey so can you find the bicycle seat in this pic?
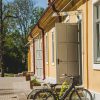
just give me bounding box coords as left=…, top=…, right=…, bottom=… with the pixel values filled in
left=49, top=84, right=58, bottom=88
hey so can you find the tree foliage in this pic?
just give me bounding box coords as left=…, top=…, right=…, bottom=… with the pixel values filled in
left=2, top=0, right=44, bottom=73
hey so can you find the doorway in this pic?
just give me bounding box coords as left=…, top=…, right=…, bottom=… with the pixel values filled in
left=56, top=23, right=82, bottom=84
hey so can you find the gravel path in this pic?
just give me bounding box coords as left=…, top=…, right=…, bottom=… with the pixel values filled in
left=0, top=77, right=30, bottom=100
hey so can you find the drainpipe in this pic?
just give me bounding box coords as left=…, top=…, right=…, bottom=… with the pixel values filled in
left=86, top=0, right=89, bottom=89
left=51, top=2, right=62, bottom=22
left=37, top=23, right=45, bottom=80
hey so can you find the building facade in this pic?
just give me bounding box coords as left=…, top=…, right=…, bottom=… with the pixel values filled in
left=28, top=0, right=100, bottom=99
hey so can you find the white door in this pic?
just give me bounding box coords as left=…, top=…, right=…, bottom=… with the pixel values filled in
left=56, top=23, right=80, bottom=83
left=35, top=35, right=43, bottom=79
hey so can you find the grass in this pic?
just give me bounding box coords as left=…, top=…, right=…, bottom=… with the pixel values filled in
left=4, top=73, right=14, bottom=77
left=31, top=77, right=41, bottom=86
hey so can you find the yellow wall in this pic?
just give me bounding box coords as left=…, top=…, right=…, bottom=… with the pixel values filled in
left=45, top=27, right=57, bottom=79
left=30, top=42, right=34, bottom=72
left=77, top=0, right=88, bottom=89
left=63, top=0, right=100, bottom=92
left=28, top=43, right=34, bottom=72
left=87, top=0, right=100, bottom=92
left=28, top=48, right=31, bottom=72
left=45, top=33, right=49, bottom=78
left=78, top=0, right=100, bottom=92
left=28, top=0, right=100, bottom=92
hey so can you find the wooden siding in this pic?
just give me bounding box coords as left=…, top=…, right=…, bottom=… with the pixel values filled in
left=28, top=0, right=100, bottom=93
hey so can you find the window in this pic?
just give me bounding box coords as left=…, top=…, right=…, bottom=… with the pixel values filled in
left=52, top=32, right=55, bottom=64
left=45, top=34, right=48, bottom=63
left=93, top=2, right=100, bottom=63
left=93, top=1, right=100, bottom=69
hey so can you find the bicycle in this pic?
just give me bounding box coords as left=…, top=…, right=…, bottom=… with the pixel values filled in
left=31, top=74, right=93, bottom=100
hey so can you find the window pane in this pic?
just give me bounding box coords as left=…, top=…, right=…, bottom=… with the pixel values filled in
left=97, top=22, right=100, bottom=59
left=94, top=3, right=100, bottom=63
left=96, top=5, right=100, bottom=19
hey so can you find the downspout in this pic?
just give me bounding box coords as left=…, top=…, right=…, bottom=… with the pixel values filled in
left=37, top=23, right=45, bottom=80
left=86, top=0, right=89, bottom=89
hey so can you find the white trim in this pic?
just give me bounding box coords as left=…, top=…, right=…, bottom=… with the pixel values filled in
left=64, top=15, right=70, bottom=23
left=51, top=28, right=55, bottom=64
left=92, top=0, right=100, bottom=70
left=92, top=0, right=100, bottom=4
left=93, top=64, right=100, bottom=70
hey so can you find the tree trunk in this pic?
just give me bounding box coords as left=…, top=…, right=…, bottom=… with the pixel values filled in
left=0, top=0, right=5, bottom=77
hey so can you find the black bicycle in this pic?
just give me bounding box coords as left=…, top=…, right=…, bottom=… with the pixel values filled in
left=32, top=74, right=93, bottom=100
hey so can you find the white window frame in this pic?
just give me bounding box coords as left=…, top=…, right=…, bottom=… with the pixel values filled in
left=92, top=0, right=100, bottom=70
left=52, top=30, right=55, bottom=65
left=45, top=33, right=48, bottom=64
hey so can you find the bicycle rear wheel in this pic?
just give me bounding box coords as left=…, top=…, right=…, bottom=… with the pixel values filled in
left=32, top=89, right=56, bottom=100
left=69, top=88, right=93, bottom=100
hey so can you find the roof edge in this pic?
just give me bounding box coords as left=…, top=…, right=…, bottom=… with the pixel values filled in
left=28, top=0, right=56, bottom=38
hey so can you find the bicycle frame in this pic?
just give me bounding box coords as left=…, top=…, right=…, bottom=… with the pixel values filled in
left=29, top=75, right=92, bottom=100
left=59, top=82, right=74, bottom=100
left=55, top=82, right=81, bottom=100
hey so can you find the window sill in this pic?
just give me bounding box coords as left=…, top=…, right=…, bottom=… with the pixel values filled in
left=93, top=64, right=100, bottom=70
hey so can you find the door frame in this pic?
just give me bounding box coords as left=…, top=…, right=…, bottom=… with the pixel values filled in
left=55, top=22, right=83, bottom=84
left=78, top=21, right=83, bottom=85
left=35, top=35, right=43, bottom=79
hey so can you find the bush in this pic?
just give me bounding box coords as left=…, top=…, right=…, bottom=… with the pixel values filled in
left=31, top=78, right=41, bottom=86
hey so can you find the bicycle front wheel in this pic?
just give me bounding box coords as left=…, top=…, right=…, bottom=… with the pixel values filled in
left=69, top=88, right=93, bottom=100
left=32, top=89, right=56, bottom=100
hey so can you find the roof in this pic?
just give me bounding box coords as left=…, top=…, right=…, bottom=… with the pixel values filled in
left=28, top=0, right=83, bottom=40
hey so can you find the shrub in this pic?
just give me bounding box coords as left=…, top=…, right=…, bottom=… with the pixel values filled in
left=31, top=78, right=41, bottom=86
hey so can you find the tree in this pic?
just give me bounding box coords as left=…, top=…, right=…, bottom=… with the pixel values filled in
left=0, top=0, right=18, bottom=76
left=0, top=0, right=3, bottom=76
left=0, top=0, right=44, bottom=74
left=7, top=0, right=44, bottom=71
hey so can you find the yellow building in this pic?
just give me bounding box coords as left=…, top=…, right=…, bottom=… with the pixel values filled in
left=28, top=0, right=100, bottom=99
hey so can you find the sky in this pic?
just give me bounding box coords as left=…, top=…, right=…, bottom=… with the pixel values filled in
left=5, top=0, right=48, bottom=9
left=36, top=0, right=48, bottom=8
